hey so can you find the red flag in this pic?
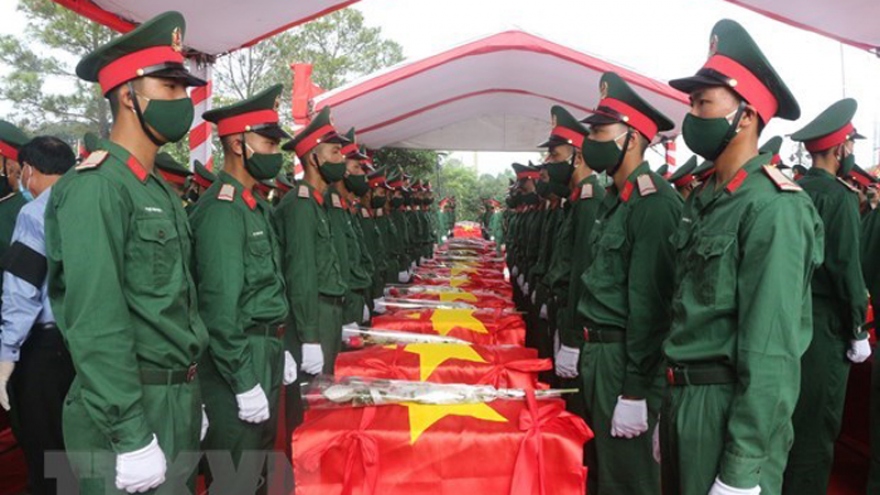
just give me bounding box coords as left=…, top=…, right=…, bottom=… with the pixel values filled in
left=335, top=344, right=550, bottom=389
left=291, top=63, right=325, bottom=126
left=371, top=308, right=525, bottom=346
left=294, top=399, right=591, bottom=495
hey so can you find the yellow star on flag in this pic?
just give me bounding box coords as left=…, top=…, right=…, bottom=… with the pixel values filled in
left=404, top=312, right=423, bottom=320
left=431, top=309, right=488, bottom=336
left=438, top=291, right=478, bottom=303
left=450, top=266, right=477, bottom=277
left=405, top=402, right=507, bottom=444
left=449, top=277, right=468, bottom=288
left=386, top=343, right=487, bottom=381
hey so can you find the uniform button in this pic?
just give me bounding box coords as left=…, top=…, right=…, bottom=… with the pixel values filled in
left=158, top=230, right=166, bottom=239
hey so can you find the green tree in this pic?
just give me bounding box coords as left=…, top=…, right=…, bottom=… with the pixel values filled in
left=372, top=148, right=438, bottom=180
left=0, top=0, right=115, bottom=136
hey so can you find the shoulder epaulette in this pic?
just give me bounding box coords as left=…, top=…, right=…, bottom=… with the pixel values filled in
left=75, top=150, right=108, bottom=171
left=331, top=193, right=343, bottom=209
left=297, top=185, right=310, bottom=199
left=218, top=184, right=235, bottom=202
left=762, top=165, right=802, bottom=192
left=837, top=177, right=859, bottom=194
left=580, top=183, right=594, bottom=199
left=637, top=175, right=656, bottom=196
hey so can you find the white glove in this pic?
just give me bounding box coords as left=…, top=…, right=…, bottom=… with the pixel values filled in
left=398, top=271, right=411, bottom=283
left=200, top=405, right=209, bottom=442
left=420, top=256, right=431, bottom=264
left=610, top=396, right=649, bottom=438
left=362, top=304, right=371, bottom=323
left=236, top=385, right=270, bottom=424
left=490, top=236, right=495, bottom=241
left=523, top=282, right=530, bottom=296
left=0, top=361, right=15, bottom=411
left=301, top=343, right=324, bottom=375
left=283, top=351, right=298, bottom=385
left=115, top=434, right=167, bottom=493
left=652, top=422, right=661, bottom=464
left=555, top=345, right=580, bottom=379
left=539, top=304, right=548, bottom=320
left=410, top=261, right=417, bottom=270
left=512, top=266, right=519, bottom=277
left=531, top=290, right=537, bottom=304
left=707, top=477, right=760, bottom=495
left=503, top=266, right=510, bottom=282
left=373, top=298, right=387, bottom=314
left=441, top=236, right=447, bottom=243
left=847, top=337, right=872, bottom=363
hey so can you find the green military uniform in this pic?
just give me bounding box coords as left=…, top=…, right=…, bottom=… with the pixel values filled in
left=323, top=185, right=371, bottom=325
left=782, top=99, right=869, bottom=495
left=387, top=173, right=411, bottom=276
left=192, top=85, right=291, bottom=475
left=661, top=20, right=823, bottom=495
left=862, top=198, right=880, bottom=494
left=359, top=168, right=391, bottom=300
left=576, top=72, right=682, bottom=495
left=45, top=13, right=210, bottom=494
left=0, top=121, right=31, bottom=312
left=275, top=106, right=349, bottom=435
left=154, top=151, right=192, bottom=208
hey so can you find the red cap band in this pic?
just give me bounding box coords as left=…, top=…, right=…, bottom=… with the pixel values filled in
left=0, top=141, right=19, bottom=162
left=294, top=124, right=336, bottom=157
left=340, top=143, right=359, bottom=157
left=805, top=123, right=855, bottom=153
left=703, top=55, right=779, bottom=124
left=276, top=181, right=292, bottom=192
left=599, top=98, right=659, bottom=140
left=216, top=110, right=279, bottom=137
left=98, top=46, right=185, bottom=95
left=516, top=170, right=540, bottom=180
left=673, top=174, right=696, bottom=188
left=770, top=154, right=781, bottom=165
left=369, top=176, right=386, bottom=188
left=193, top=173, right=212, bottom=189
left=158, top=169, right=189, bottom=186
left=549, top=126, right=585, bottom=148
left=850, top=171, right=873, bottom=188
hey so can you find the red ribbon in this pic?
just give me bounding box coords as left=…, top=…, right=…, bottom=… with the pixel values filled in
left=510, top=391, right=549, bottom=495
left=300, top=407, right=380, bottom=495
left=476, top=359, right=552, bottom=388
left=361, top=345, right=409, bottom=380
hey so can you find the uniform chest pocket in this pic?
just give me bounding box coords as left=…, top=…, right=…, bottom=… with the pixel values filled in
left=245, top=238, right=275, bottom=286
left=691, top=233, right=737, bottom=308
left=133, top=217, right=180, bottom=290
left=584, top=232, right=628, bottom=290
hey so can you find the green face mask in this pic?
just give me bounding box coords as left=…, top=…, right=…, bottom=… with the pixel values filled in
left=371, top=195, right=387, bottom=209
left=535, top=181, right=551, bottom=199
left=682, top=104, right=744, bottom=160
left=344, top=174, right=370, bottom=196
left=520, top=192, right=539, bottom=205
left=243, top=144, right=283, bottom=181
left=391, top=197, right=404, bottom=208
left=403, top=195, right=413, bottom=207
left=133, top=87, right=194, bottom=144
left=506, top=196, right=518, bottom=208
left=838, top=152, right=856, bottom=177
left=318, top=159, right=347, bottom=184
left=545, top=160, right=574, bottom=185
left=582, top=132, right=628, bottom=174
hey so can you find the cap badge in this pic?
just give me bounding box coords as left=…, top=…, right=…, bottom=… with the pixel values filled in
left=171, top=27, right=183, bottom=53
left=708, top=34, right=719, bottom=59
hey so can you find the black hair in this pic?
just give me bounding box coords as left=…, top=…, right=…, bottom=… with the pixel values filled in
left=18, top=136, right=76, bottom=175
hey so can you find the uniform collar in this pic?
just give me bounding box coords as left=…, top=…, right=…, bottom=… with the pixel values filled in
left=806, top=166, right=834, bottom=180
left=219, top=171, right=258, bottom=210
left=615, top=161, right=651, bottom=202
left=101, top=140, right=150, bottom=184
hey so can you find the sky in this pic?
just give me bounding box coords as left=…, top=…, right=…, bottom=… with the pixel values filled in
left=1, top=0, right=878, bottom=176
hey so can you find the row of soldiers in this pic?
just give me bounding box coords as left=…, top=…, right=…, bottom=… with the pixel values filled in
left=0, top=11, right=446, bottom=495
left=503, top=18, right=880, bottom=495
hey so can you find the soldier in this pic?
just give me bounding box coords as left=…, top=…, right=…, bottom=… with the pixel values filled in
left=661, top=19, right=822, bottom=495
left=45, top=11, right=210, bottom=494
left=863, top=171, right=880, bottom=495
left=847, top=164, right=877, bottom=215
left=576, top=71, right=682, bottom=495
left=510, top=163, right=541, bottom=310
left=0, top=136, right=76, bottom=495
left=0, top=121, right=31, bottom=313
left=488, top=199, right=504, bottom=254
left=191, top=84, right=296, bottom=490
left=666, top=156, right=700, bottom=200
left=386, top=172, right=413, bottom=283
left=186, top=159, right=217, bottom=212
left=153, top=151, right=192, bottom=206
left=781, top=98, right=870, bottom=495
left=365, top=167, right=399, bottom=290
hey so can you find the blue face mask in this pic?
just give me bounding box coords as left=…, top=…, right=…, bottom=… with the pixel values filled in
left=19, top=166, right=33, bottom=201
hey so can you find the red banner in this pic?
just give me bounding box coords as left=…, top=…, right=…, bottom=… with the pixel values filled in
left=413, top=275, right=512, bottom=297
left=387, top=288, right=514, bottom=309
left=335, top=344, right=550, bottom=389
left=294, top=398, right=591, bottom=495
left=371, top=309, right=525, bottom=346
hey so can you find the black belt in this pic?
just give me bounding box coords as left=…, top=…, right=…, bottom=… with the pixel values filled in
left=666, top=364, right=736, bottom=386
left=140, top=363, right=198, bottom=385
left=319, top=294, right=345, bottom=306
left=245, top=323, right=285, bottom=338
left=583, top=326, right=626, bottom=343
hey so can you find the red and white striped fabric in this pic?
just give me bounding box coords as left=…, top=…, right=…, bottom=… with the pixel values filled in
left=189, top=62, right=213, bottom=171
left=664, top=139, right=676, bottom=169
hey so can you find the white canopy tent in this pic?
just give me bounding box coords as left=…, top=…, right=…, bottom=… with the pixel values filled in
left=724, top=0, right=880, bottom=54
left=313, top=30, right=690, bottom=151
left=53, top=0, right=360, bottom=56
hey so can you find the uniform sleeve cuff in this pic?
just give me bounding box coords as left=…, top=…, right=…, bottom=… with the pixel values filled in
left=719, top=449, right=764, bottom=489
left=0, top=345, right=20, bottom=362
left=621, top=373, right=651, bottom=399
left=107, top=413, right=153, bottom=454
